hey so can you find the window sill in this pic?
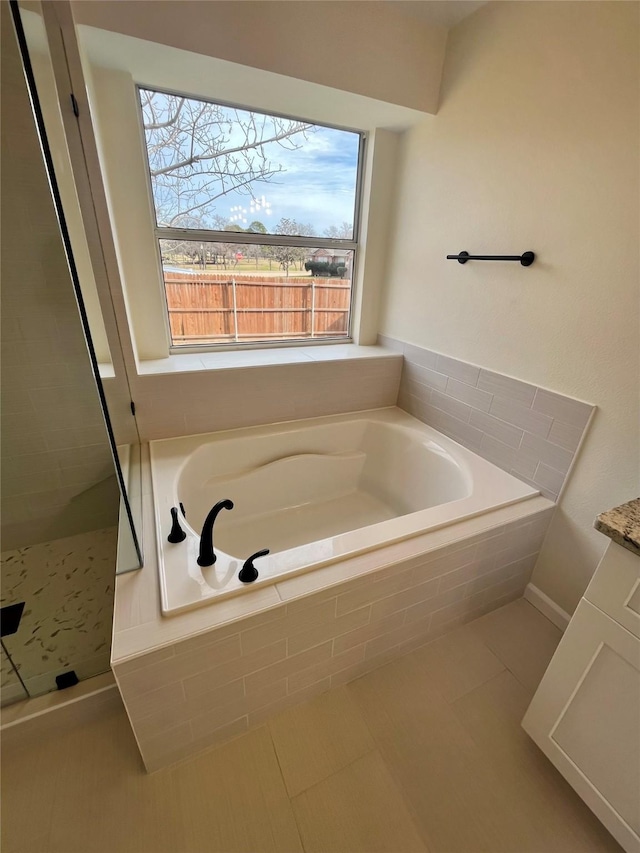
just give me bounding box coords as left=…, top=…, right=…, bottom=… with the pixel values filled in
left=137, top=343, right=400, bottom=376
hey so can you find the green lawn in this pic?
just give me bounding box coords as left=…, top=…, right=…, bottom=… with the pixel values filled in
left=166, top=259, right=310, bottom=274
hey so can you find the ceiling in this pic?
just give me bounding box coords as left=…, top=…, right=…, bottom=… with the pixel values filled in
left=387, top=1, right=487, bottom=29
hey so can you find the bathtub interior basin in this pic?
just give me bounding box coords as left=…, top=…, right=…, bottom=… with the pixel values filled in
left=178, top=419, right=471, bottom=559
left=150, top=408, right=538, bottom=615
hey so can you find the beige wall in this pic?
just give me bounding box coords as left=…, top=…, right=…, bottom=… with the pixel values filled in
left=72, top=0, right=447, bottom=114
left=379, top=1, right=639, bottom=614
left=1, top=3, right=118, bottom=549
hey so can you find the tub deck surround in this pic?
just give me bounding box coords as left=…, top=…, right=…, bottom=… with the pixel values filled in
left=112, top=430, right=553, bottom=770
left=115, top=500, right=553, bottom=772
left=379, top=334, right=596, bottom=502
left=150, top=409, right=538, bottom=615
left=594, top=498, right=640, bottom=557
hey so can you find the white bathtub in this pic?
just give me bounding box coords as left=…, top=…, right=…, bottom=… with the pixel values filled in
left=150, top=408, right=538, bottom=615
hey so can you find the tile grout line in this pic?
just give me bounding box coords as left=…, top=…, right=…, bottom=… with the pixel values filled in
left=263, top=720, right=309, bottom=850
left=340, top=686, right=435, bottom=852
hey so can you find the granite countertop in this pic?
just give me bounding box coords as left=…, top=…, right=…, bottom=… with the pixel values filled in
left=594, top=498, right=640, bottom=557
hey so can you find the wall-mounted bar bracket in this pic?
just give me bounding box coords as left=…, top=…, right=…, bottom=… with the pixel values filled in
left=447, top=251, right=536, bottom=266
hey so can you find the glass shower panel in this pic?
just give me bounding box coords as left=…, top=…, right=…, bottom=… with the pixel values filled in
left=1, top=643, right=28, bottom=708
left=14, top=0, right=143, bottom=574
left=0, top=1, right=137, bottom=697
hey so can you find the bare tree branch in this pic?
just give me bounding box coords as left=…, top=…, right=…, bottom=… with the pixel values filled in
left=140, top=89, right=315, bottom=228
left=148, top=125, right=311, bottom=177
left=144, top=97, right=185, bottom=130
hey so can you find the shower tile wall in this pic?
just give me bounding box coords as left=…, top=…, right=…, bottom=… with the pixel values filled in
left=1, top=4, right=117, bottom=552
left=379, top=335, right=595, bottom=501
left=0, top=527, right=117, bottom=698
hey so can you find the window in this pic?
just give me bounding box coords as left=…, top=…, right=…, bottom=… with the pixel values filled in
left=138, top=87, right=364, bottom=349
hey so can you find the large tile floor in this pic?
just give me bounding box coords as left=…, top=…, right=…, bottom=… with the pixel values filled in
left=2, top=599, right=620, bottom=853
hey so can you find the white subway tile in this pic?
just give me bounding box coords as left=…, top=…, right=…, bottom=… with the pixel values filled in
left=190, top=679, right=286, bottom=741
left=420, top=404, right=484, bottom=449
left=396, top=388, right=413, bottom=412
left=134, top=678, right=246, bottom=743
left=287, top=645, right=365, bottom=694
left=336, top=567, right=414, bottom=615
left=376, top=334, right=405, bottom=354
left=477, top=370, right=537, bottom=406
left=405, top=379, right=433, bottom=404
left=520, top=432, right=573, bottom=474
left=364, top=615, right=432, bottom=660
left=489, top=396, right=553, bottom=437
left=329, top=654, right=390, bottom=687
left=404, top=584, right=468, bottom=624
left=438, top=554, right=496, bottom=593
left=532, top=389, right=593, bottom=429
left=429, top=590, right=487, bottom=632
left=137, top=722, right=193, bottom=767
left=287, top=606, right=370, bottom=656
left=248, top=679, right=332, bottom=728
left=241, top=598, right=335, bottom=654
left=403, top=343, right=439, bottom=370
left=465, top=555, right=535, bottom=597
left=445, top=377, right=493, bottom=412
left=436, top=354, right=480, bottom=386
left=494, top=529, right=541, bottom=563
left=115, top=646, right=176, bottom=677
left=120, top=680, right=187, bottom=721
left=369, top=576, right=440, bottom=621
left=511, top=449, right=540, bottom=480
left=1, top=390, right=35, bottom=415
left=479, top=434, right=516, bottom=470
left=118, top=634, right=242, bottom=697
left=244, top=641, right=332, bottom=695
left=481, top=568, right=532, bottom=606
left=430, top=389, right=473, bottom=422
left=410, top=542, right=478, bottom=584
left=178, top=606, right=285, bottom=654
left=548, top=420, right=584, bottom=452
left=185, top=639, right=287, bottom=699
left=469, top=410, right=524, bottom=448
left=332, top=612, right=405, bottom=655
left=533, top=462, right=565, bottom=495
left=403, top=361, right=448, bottom=392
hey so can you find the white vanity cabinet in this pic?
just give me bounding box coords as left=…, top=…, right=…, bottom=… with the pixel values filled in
left=522, top=540, right=640, bottom=853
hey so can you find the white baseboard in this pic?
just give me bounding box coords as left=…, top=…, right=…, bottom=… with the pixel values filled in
left=524, top=583, right=571, bottom=632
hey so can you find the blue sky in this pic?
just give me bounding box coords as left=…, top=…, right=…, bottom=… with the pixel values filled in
left=141, top=90, right=360, bottom=237
left=221, top=125, right=360, bottom=234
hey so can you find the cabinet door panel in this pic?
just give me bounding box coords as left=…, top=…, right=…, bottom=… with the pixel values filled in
left=523, top=599, right=640, bottom=853
left=585, top=542, right=640, bottom=639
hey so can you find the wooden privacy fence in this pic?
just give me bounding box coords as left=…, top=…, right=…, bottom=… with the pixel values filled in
left=164, top=273, right=351, bottom=344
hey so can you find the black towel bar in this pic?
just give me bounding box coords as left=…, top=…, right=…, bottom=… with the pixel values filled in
left=447, top=251, right=535, bottom=266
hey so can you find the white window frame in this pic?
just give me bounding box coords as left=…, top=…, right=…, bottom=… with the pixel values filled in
left=136, top=85, right=366, bottom=353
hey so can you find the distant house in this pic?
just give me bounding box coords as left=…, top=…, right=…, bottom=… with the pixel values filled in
left=308, top=248, right=352, bottom=268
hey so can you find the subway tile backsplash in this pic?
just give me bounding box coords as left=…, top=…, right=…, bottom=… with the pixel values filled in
left=379, top=335, right=595, bottom=502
